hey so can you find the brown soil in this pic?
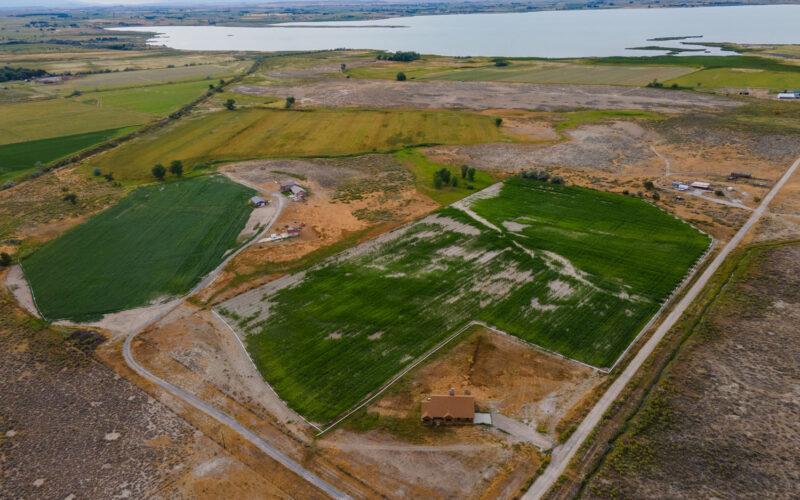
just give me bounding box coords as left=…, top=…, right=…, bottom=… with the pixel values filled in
left=195, top=156, right=438, bottom=304
left=234, top=79, right=738, bottom=113
left=366, top=327, right=601, bottom=438
left=583, top=243, right=800, bottom=499
left=0, top=166, right=123, bottom=245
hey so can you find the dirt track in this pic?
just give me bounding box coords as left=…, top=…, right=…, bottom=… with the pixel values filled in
left=234, top=79, right=739, bottom=113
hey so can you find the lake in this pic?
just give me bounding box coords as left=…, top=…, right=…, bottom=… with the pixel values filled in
left=113, top=5, right=800, bottom=58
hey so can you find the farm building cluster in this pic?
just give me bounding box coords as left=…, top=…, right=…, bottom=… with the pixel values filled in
left=280, top=180, right=307, bottom=201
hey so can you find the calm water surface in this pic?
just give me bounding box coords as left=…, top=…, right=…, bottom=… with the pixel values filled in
left=113, top=5, right=800, bottom=58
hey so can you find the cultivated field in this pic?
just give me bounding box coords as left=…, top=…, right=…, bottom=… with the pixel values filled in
left=0, top=98, right=151, bottom=145
left=666, top=67, right=800, bottom=89
left=57, top=61, right=248, bottom=89
left=219, top=178, right=709, bottom=422
left=23, top=176, right=254, bottom=321
left=0, top=126, right=136, bottom=182
left=89, top=108, right=511, bottom=180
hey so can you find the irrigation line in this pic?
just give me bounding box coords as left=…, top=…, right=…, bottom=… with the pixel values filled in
left=211, top=309, right=322, bottom=432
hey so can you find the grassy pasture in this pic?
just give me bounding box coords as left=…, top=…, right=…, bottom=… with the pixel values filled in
left=57, top=62, right=247, bottom=89
left=89, top=108, right=512, bottom=180
left=0, top=126, right=137, bottom=182
left=23, top=176, right=254, bottom=321
left=395, top=149, right=496, bottom=205
left=85, top=80, right=213, bottom=114
left=223, top=178, right=709, bottom=422
left=665, top=68, right=800, bottom=89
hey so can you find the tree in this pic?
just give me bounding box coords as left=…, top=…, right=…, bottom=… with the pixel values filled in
left=643, top=180, right=655, bottom=190
left=451, top=176, right=458, bottom=187
left=224, top=98, right=235, bottom=110
left=460, top=165, right=469, bottom=178
left=0, top=252, right=11, bottom=267
left=92, top=167, right=102, bottom=177
left=433, top=172, right=443, bottom=189
left=495, top=117, right=503, bottom=127
left=62, top=193, right=77, bottom=205
left=341, top=63, right=347, bottom=72
left=467, top=167, right=476, bottom=182
left=152, top=163, right=166, bottom=180
left=652, top=192, right=660, bottom=201
left=396, top=72, right=407, bottom=81
left=438, top=168, right=451, bottom=184
left=169, top=160, right=183, bottom=177
left=285, top=96, right=296, bottom=109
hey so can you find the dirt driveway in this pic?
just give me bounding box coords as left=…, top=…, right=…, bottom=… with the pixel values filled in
left=234, top=79, right=739, bottom=113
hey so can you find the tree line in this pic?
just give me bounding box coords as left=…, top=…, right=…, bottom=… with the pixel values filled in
left=433, top=165, right=476, bottom=189
left=0, top=66, right=46, bottom=82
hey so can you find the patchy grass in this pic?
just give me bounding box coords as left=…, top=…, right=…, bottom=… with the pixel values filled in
left=23, top=176, right=254, bottom=321
left=221, top=178, right=708, bottom=422
left=395, top=149, right=496, bottom=205
left=553, top=110, right=665, bottom=132
left=0, top=126, right=137, bottom=182
left=89, top=108, right=512, bottom=180
left=665, top=67, right=800, bottom=89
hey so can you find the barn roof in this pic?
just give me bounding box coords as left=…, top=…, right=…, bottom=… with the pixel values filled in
left=421, top=393, right=474, bottom=420
left=250, top=195, right=266, bottom=204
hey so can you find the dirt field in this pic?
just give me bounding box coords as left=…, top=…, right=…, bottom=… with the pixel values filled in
left=195, top=156, right=438, bottom=304
left=233, top=79, right=738, bottom=113
left=365, top=327, right=601, bottom=437
left=583, top=242, right=800, bottom=499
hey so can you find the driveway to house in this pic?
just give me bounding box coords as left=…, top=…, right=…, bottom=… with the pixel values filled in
left=523, top=154, right=800, bottom=499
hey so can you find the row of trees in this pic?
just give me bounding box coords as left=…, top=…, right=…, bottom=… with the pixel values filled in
left=377, top=51, right=420, bottom=62
left=152, top=160, right=183, bottom=180
left=520, top=169, right=564, bottom=185
left=433, top=166, right=476, bottom=189
left=0, top=66, right=46, bottom=82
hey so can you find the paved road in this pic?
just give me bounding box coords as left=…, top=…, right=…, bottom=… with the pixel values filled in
left=120, top=190, right=353, bottom=500
left=523, top=155, right=800, bottom=500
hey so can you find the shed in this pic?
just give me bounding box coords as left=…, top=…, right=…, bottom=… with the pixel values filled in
left=249, top=196, right=267, bottom=207
left=290, top=185, right=307, bottom=197
left=280, top=180, right=300, bottom=191
left=421, top=389, right=474, bottom=425
left=690, top=181, right=710, bottom=190
left=778, top=92, right=798, bottom=100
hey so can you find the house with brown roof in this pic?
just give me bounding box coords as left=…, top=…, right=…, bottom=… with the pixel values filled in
left=421, top=389, right=474, bottom=425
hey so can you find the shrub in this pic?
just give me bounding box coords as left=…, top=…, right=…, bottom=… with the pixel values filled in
left=461, top=165, right=468, bottom=178
left=451, top=176, right=458, bottom=187
left=62, top=193, right=77, bottom=205
left=169, top=160, right=183, bottom=177
left=284, top=96, right=296, bottom=108
left=433, top=172, right=443, bottom=189
left=92, top=167, right=102, bottom=177
left=467, top=167, right=476, bottom=182
left=652, top=192, right=660, bottom=201
left=396, top=72, right=407, bottom=81
left=224, top=98, right=236, bottom=110
left=551, top=175, right=565, bottom=185
left=714, top=189, right=724, bottom=197
left=0, top=252, right=11, bottom=267
left=643, top=180, right=655, bottom=190
left=495, top=117, right=503, bottom=127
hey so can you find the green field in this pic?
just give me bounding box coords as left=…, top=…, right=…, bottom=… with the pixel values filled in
left=395, top=149, right=496, bottom=205
left=0, top=126, right=137, bottom=182
left=666, top=68, right=800, bottom=89
left=89, top=108, right=513, bottom=180
left=221, top=178, right=709, bottom=422
left=23, top=176, right=254, bottom=321
left=57, top=62, right=247, bottom=89
left=0, top=81, right=218, bottom=145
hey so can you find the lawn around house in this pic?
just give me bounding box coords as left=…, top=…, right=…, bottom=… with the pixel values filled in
left=23, top=176, right=254, bottom=321
left=219, top=178, right=710, bottom=422
left=89, top=107, right=513, bottom=180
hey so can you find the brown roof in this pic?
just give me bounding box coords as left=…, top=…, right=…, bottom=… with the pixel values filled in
left=421, top=394, right=474, bottom=420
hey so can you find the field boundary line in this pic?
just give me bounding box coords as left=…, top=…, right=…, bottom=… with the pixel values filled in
left=315, top=320, right=477, bottom=437
left=211, top=309, right=322, bottom=432
left=16, top=262, right=48, bottom=322
left=605, top=236, right=715, bottom=373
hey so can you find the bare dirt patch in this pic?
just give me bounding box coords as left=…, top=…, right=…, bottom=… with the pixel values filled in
left=363, top=327, right=600, bottom=439
left=234, top=79, right=738, bottom=113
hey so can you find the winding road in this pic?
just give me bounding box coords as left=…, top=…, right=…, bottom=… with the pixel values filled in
left=523, top=155, right=800, bottom=499
left=119, top=189, right=353, bottom=500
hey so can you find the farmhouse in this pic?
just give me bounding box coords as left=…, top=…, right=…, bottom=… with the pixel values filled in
left=421, top=389, right=475, bottom=425
left=249, top=195, right=267, bottom=207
